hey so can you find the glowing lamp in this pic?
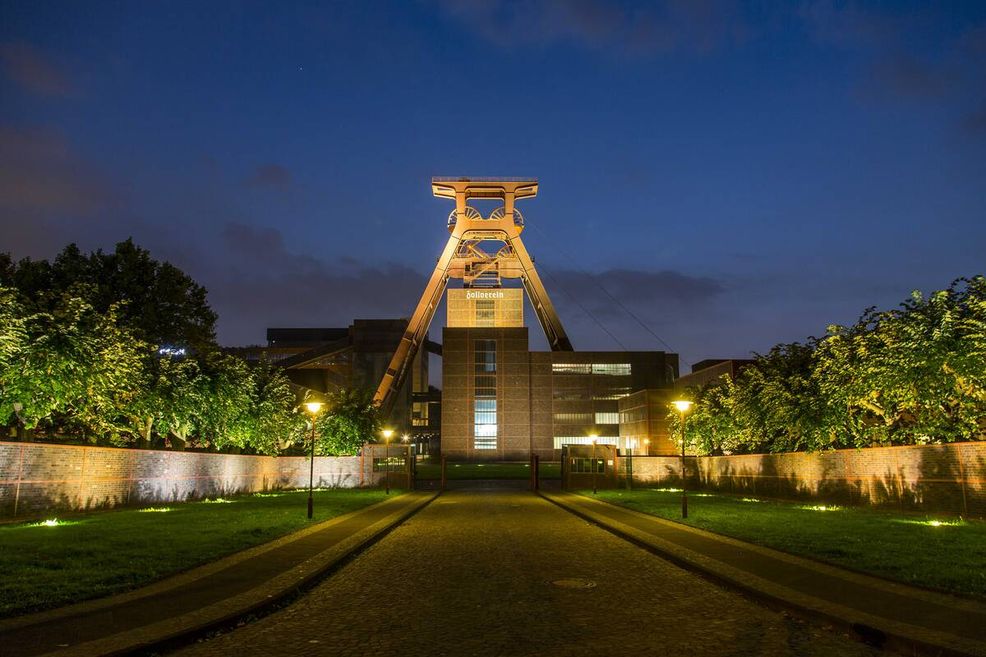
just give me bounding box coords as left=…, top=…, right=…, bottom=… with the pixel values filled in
left=671, top=400, right=694, bottom=413
left=305, top=401, right=323, bottom=414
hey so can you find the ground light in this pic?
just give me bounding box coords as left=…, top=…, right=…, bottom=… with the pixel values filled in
left=671, top=399, right=695, bottom=519
left=305, top=401, right=324, bottom=519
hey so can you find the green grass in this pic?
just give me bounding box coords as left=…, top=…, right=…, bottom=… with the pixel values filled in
left=415, top=461, right=560, bottom=480
left=0, top=488, right=392, bottom=617
left=589, top=488, right=986, bottom=599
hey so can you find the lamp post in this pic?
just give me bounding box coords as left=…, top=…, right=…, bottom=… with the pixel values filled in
left=304, top=401, right=323, bottom=520
left=381, top=428, right=394, bottom=494
left=402, top=433, right=411, bottom=490
left=671, top=400, right=694, bottom=519
left=590, top=435, right=598, bottom=495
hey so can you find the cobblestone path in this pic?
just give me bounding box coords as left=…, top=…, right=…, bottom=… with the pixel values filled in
left=173, top=490, right=877, bottom=657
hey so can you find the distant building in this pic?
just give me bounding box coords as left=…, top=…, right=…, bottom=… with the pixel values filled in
left=675, top=358, right=754, bottom=390
left=441, top=292, right=677, bottom=460
left=228, top=321, right=437, bottom=441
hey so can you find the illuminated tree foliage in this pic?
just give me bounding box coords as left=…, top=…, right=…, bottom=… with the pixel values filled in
left=314, top=387, right=380, bottom=456
left=1, top=239, right=217, bottom=353
left=685, top=276, right=986, bottom=453
left=0, top=241, right=308, bottom=454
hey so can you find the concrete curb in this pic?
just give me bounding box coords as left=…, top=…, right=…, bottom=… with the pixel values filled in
left=1, top=491, right=438, bottom=657
left=541, top=490, right=986, bottom=657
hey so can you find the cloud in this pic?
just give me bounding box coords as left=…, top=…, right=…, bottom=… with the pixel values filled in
left=210, top=223, right=427, bottom=344
left=0, top=124, right=114, bottom=216
left=866, top=54, right=952, bottom=100
left=0, top=42, right=72, bottom=97
left=545, top=267, right=724, bottom=319
left=244, top=163, right=292, bottom=189
left=432, top=0, right=754, bottom=55
left=962, top=102, right=986, bottom=135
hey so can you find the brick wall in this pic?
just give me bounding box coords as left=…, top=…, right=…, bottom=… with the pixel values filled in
left=0, top=441, right=408, bottom=519
left=621, top=442, right=986, bottom=516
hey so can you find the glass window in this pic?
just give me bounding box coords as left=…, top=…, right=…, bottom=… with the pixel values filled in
left=595, top=412, right=619, bottom=425
left=474, top=339, right=497, bottom=450
left=592, top=363, right=632, bottom=376
left=553, top=436, right=618, bottom=449
left=571, top=457, right=606, bottom=474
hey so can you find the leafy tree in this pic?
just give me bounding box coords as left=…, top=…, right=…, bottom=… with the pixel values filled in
left=685, top=276, right=986, bottom=454
left=196, top=353, right=254, bottom=451
left=1, top=240, right=217, bottom=353
left=0, top=291, right=148, bottom=443
left=247, top=359, right=307, bottom=455
left=315, top=387, right=379, bottom=456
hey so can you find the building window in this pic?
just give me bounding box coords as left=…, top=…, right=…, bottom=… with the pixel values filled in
left=474, top=339, right=497, bottom=450
left=553, top=412, right=594, bottom=424
left=552, top=363, right=592, bottom=374
left=373, top=456, right=406, bottom=472
left=594, top=412, right=619, bottom=425
left=476, top=299, right=495, bottom=327
left=553, top=436, right=618, bottom=449
left=592, top=363, right=631, bottom=376
left=571, top=457, right=605, bottom=474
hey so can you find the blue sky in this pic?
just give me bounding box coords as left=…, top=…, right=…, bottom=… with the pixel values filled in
left=2, top=1, right=985, bottom=370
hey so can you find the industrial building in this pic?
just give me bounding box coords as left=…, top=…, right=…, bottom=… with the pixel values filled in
left=239, top=177, right=688, bottom=459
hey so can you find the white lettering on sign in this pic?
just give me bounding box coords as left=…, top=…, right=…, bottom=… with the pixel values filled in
left=465, top=290, right=505, bottom=300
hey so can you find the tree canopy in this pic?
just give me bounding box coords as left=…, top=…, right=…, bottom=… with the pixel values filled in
left=683, top=276, right=986, bottom=454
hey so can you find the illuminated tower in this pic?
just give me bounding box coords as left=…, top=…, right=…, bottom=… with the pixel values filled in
left=374, top=177, right=572, bottom=415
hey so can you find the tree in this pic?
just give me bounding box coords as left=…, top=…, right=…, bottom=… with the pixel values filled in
left=0, top=291, right=148, bottom=443
left=247, top=359, right=307, bottom=455
left=316, top=387, right=379, bottom=456
left=1, top=240, right=217, bottom=353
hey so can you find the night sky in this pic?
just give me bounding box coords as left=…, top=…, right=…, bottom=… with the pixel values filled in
left=2, top=1, right=985, bottom=372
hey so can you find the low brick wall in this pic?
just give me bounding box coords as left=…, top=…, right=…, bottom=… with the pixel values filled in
left=622, top=442, right=986, bottom=516
left=0, top=441, right=405, bottom=519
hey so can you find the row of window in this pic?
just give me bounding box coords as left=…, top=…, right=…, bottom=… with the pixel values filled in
left=552, top=363, right=632, bottom=376
left=552, top=387, right=633, bottom=401
left=552, top=436, right=619, bottom=449
left=552, top=412, right=619, bottom=425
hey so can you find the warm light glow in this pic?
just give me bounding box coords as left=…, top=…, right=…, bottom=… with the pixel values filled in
left=305, top=401, right=323, bottom=414
left=382, top=428, right=394, bottom=441
left=138, top=507, right=172, bottom=513
left=401, top=433, right=410, bottom=443
left=41, top=519, right=60, bottom=527
left=202, top=498, right=233, bottom=504
left=671, top=400, right=694, bottom=413
left=799, top=504, right=841, bottom=512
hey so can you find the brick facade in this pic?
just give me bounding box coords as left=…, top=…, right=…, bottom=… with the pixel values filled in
left=0, top=441, right=410, bottom=519
left=621, top=442, right=986, bottom=516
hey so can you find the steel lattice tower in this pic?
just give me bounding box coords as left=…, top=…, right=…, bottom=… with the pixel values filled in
left=374, top=177, right=572, bottom=413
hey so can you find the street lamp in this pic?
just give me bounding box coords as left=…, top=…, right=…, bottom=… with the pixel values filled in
left=304, top=401, right=323, bottom=520
left=671, top=399, right=694, bottom=518
left=590, top=434, right=599, bottom=495
left=381, top=428, right=394, bottom=494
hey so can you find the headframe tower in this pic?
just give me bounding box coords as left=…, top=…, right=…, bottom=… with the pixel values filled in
left=374, top=177, right=572, bottom=414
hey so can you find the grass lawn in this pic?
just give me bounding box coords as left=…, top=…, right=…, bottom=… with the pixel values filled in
left=0, top=488, right=392, bottom=618
left=589, top=488, right=986, bottom=599
left=415, top=461, right=560, bottom=480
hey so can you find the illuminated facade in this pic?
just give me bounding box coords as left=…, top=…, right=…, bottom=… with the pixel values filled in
left=362, top=176, right=683, bottom=461
left=442, top=321, right=676, bottom=460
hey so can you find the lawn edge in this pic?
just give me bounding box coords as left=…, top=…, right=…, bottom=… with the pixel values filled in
left=541, top=490, right=986, bottom=657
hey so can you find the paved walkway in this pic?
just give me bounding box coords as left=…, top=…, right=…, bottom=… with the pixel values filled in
left=0, top=491, right=435, bottom=657
left=543, top=491, right=986, bottom=657
left=172, top=490, right=878, bottom=657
